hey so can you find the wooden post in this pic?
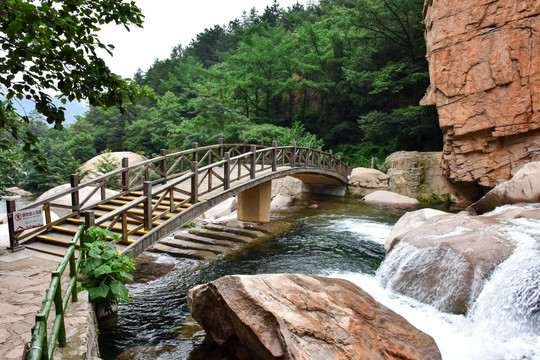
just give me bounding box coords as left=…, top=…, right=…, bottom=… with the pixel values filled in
left=192, top=142, right=199, bottom=164
left=6, top=200, right=24, bottom=252
left=317, top=146, right=322, bottom=168
left=291, top=141, right=297, bottom=167
left=82, top=212, right=95, bottom=258
left=84, top=211, right=95, bottom=230
left=191, top=161, right=199, bottom=204
left=250, top=145, right=256, bottom=179
left=305, top=143, right=311, bottom=167
left=241, top=139, right=246, bottom=154
left=218, top=137, right=224, bottom=159
left=160, top=149, right=167, bottom=184
left=70, top=174, right=79, bottom=218
left=122, top=158, right=129, bottom=190
left=329, top=149, right=334, bottom=170
left=371, top=157, right=378, bottom=169
left=224, top=152, right=231, bottom=190
left=143, top=181, right=152, bottom=232
left=272, top=140, right=277, bottom=172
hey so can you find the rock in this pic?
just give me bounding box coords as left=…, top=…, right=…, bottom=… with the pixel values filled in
left=272, top=176, right=303, bottom=198
left=347, top=167, right=389, bottom=197
left=270, top=193, right=294, bottom=209
left=468, top=162, right=540, bottom=214
left=362, top=190, right=419, bottom=207
left=385, top=208, right=448, bottom=253
left=380, top=209, right=518, bottom=314
left=385, top=151, right=481, bottom=204
left=5, top=187, right=33, bottom=197
left=79, top=151, right=147, bottom=183
left=201, top=197, right=237, bottom=220
left=188, top=274, right=441, bottom=360
left=422, top=1, right=540, bottom=188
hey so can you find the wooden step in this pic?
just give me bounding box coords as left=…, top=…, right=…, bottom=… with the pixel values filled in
left=95, top=205, right=176, bottom=219
left=36, top=233, right=77, bottom=247
left=51, top=225, right=79, bottom=235
left=24, top=242, right=72, bottom=258
left=117, top=196, right=192, bottom=209
left=150, top=243, right=216, bottom=261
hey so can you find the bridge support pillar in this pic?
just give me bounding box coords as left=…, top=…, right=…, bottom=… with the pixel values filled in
left=237, top=181, right=272, bottom=223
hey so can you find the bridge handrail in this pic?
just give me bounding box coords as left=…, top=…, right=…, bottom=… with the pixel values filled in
left=24, top=223, right=85, bottom=360
left=7, top=141, right=348, bottom=249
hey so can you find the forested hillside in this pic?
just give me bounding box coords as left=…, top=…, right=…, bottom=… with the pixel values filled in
left=11, top=0, right=442, bottom=193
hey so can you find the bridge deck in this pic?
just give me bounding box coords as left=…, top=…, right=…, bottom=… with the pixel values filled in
left=8, top=142, right=348, bottom=258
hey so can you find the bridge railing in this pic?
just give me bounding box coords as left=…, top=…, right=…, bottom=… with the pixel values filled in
left=24, top=223, right=85, bottom=360
left=8, top=141, right=347, bottom=248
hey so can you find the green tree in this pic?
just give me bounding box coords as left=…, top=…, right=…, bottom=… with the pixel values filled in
left=125, top=91, right=184, bottom=156
left=0, top=0, right=151, bottom=189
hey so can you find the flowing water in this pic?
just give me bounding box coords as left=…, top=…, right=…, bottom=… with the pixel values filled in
left=98, top=197, right=540, bottom=360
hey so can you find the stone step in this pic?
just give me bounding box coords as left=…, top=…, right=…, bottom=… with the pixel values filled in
left=174, top=232, right=240, bottom=249
left=188, top=228, right=254, bottom=244
left=203, top=224, right=266, bottom=239
left=150, top=243, right=216, bottom=261
left=160, top=237, right=232, bottom=255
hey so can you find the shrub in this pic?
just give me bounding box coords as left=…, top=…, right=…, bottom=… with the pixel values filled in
left=79, top=226, right=135, bottom=314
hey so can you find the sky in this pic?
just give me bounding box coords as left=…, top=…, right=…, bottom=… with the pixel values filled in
left=99, top=0, right=311, bottom=78
left=15, top=0, right=311, bottom=123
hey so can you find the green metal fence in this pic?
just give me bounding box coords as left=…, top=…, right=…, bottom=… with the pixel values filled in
left=24, top=223, right=85, bottom=360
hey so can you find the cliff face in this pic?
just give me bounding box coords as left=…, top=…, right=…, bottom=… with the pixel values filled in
left=422, top=0, right=540, bottom=188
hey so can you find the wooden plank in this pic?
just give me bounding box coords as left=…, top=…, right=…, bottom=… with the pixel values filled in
left=160, top=237, right=233, bottom=255
left=24, top=242, right=70, bottom=258
left=150, top=243, right=216, bottom=260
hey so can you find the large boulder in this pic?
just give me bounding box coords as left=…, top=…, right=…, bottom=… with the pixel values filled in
left=200, top=197, right=237, bottom=221
left=380, top=209, right=525, bottom=314
left=79, top=151, right=147, bottom=183
left=363, top=190, right=419, bottom=207
left=468, top=162, right=540, bottom=214
left=385, top=151, right=481, bottom=204
left=384, top=208, right=448, bottom=253
left=422, top=1, right=540, bottom=188
left=271, top=176, right=303, bottom=198
left=188, top=274, right=441, bottom=360
left=347, top=167, right=389, bottom=197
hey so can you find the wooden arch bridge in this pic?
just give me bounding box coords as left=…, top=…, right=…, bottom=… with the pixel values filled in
left=7, top=141, right=349, bottom=258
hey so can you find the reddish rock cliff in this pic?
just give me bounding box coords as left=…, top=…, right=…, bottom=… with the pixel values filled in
left=422, top=0, right=540, bottom=188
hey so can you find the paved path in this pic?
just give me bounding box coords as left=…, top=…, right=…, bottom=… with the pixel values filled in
left=0, top=247, right=96, bottom=360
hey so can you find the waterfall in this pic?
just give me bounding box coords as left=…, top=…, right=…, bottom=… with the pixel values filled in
left=376, top=241, right=485, bottom=314
left=333, top=210, right=540, bottom=360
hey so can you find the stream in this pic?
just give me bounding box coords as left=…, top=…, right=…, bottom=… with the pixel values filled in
left=98, top=195, right=540, bottom=360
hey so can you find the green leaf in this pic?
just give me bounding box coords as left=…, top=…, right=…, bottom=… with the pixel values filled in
left=94, top=264, right=112, bottom=277
left=110, top=280, right=128, bottom=298
left=88, top=283, right=109, bottom=300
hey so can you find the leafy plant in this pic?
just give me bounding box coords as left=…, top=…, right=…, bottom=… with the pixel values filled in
left=79, top=226, right=135, bottom=314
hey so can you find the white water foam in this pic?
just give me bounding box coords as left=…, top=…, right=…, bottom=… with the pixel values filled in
left=328, top=265, right=539, bottom=360
left=324, top=218, right=393, bottom=245
left=326, top=206, right=540, bottom=360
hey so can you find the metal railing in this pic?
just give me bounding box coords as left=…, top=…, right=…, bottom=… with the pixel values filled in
left=24, top=223, right=85, bottom=360
left=8, top=140, right=348, bottom=250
